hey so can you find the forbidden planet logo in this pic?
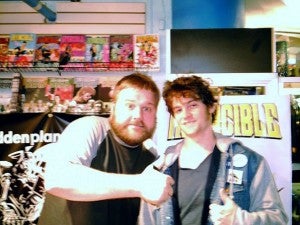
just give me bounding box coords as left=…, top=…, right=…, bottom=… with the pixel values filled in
left=0, top=130, right=60, bottom=145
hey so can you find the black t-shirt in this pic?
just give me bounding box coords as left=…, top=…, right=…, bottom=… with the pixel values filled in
left=38, top=130, right=156, bottom=225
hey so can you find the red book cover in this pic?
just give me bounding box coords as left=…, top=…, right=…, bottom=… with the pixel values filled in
left=7, top=33, right=36, bottom=68
left=85, top=35, right=110, bottom=71
left=0, top=35, right=9, bottom=71
left=46, top=77, right=75, bottom=112
left=59, top=35, right=86, bottom=71
left=109, top=34, right=134, bottom=71
left=34, top=35, right=61, bottom=71
left=134, top=34, right=160, bottom=71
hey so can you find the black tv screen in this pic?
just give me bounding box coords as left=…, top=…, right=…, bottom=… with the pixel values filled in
left=170, top=28, right=273, bottom=73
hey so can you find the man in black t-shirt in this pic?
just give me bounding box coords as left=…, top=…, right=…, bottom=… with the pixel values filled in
left=36, top=73, right=174, bottom=225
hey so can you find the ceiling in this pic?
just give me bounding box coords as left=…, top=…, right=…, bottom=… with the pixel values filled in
left=7, top=0, right=298, bottom=31
left=245, top=0, right=299, bottom=32
left=245, top=0, right=300, bottom=59
left=245, top=0, right=286, bottom=14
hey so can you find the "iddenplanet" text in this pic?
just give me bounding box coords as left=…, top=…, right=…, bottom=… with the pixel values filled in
left=0, top=131, right=60, bottom=145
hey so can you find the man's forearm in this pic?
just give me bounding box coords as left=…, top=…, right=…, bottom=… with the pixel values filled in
left=45, top=162, right=142, bottom=201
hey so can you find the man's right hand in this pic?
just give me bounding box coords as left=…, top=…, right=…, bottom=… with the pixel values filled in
left=137, top=164, right=174, bottom=206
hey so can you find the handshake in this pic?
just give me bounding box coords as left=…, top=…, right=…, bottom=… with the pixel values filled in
left=137, top=139, right=175, bottom=206
left=136, top=160, right=175, bottom=206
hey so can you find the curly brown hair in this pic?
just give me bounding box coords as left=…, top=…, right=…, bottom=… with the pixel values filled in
left=162, top=75, right=218, bottom=122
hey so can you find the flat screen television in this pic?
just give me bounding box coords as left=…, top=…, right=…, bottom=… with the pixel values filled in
left=170, top=28, right=274, bottom=74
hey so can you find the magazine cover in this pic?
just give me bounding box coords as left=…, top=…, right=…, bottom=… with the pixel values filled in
left=0, top=73, right=22, bottom=113
left=109, top=34, right=134, bottom=70
left=69, top=76, right=122, bottom=115
left=133, top=34, right=160, bottom=71
left=8, top=33, right=36, bottom=68
left=95, top=75, right=124, bottom=115
left=0, top=35, right=9, bottom=71
left=45, top=77, right=75, bottom=112
left=9, top=73, right=23, bottom=113
left=34, top=35, right=61, bottom=71
left=22, top=77, right=49, bottom=113
left=0, top=77, right=13, bottom=113
left=59, top=35, right=86, bottom=71
left=69, top=77, right=101, bottom=114
left=85, top=35, right=110, bottom=71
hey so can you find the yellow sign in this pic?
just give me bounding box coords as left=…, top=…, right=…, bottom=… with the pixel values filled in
left=167, top=103, right=282, bottom=140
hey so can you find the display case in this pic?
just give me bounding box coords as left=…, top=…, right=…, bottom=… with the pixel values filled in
left=276, top=31, right=300, bottom=77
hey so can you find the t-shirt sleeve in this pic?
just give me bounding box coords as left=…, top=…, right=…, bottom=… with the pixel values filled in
left=37, top=116, right=109, bottom=166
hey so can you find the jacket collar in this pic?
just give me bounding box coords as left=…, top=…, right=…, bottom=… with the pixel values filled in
left=214, top=132, right=240, bottom=153
left=164, top=132, right=241, bottom=168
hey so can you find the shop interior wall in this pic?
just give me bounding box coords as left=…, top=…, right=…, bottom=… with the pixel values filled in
left=0, top=0, right=172, bottom=88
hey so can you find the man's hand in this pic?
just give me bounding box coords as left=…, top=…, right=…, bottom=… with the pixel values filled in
left=137, top=164, right=174, bottom=206
left=209, top=188, right=238, bottom=225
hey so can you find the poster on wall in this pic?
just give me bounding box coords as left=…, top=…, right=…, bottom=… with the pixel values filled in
left=155, top=94, right=292, bottom=224
left=0, top=112, right=84, bottom=224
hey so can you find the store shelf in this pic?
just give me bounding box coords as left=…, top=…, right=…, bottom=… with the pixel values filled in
left=0, top=62, right=137, bottom=74
left=279, top=77, right=300, bottom=95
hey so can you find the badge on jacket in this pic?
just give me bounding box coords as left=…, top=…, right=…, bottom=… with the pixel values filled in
left=227, top=169, right=243, bottom=184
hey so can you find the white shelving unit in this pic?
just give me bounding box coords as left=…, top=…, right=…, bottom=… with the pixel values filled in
left=167, top=72, right=279, bottom=95
left=279, top=77, right=300, bottom=95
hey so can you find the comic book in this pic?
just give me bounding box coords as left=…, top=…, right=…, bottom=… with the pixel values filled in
left=133, top=34, right=160, bottom=71
left=70, top=76, right=100, bottom=114
left=46, top=77, right=75, bottom=112
left=34, top=35, right=61, bottom=71
left=69, top=76, right=122, bottom=115
left=7, top=33, right=36, bottom=68
left=0, top=35, right=9, bottom=71
left=0, top=77, right=13, bottom=113
left=59, top=35, right=86, bottom=71
left=109, top=34, right=133, bottom=71
left=22, top=77, right=49, bottom=113
left=9, top=73, right=23, bottom=112
left=0, top=73, right=22, bottom=113
left=85, top=35, right=110, bottom=71
left=96, top=75, right=123, bottom=115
